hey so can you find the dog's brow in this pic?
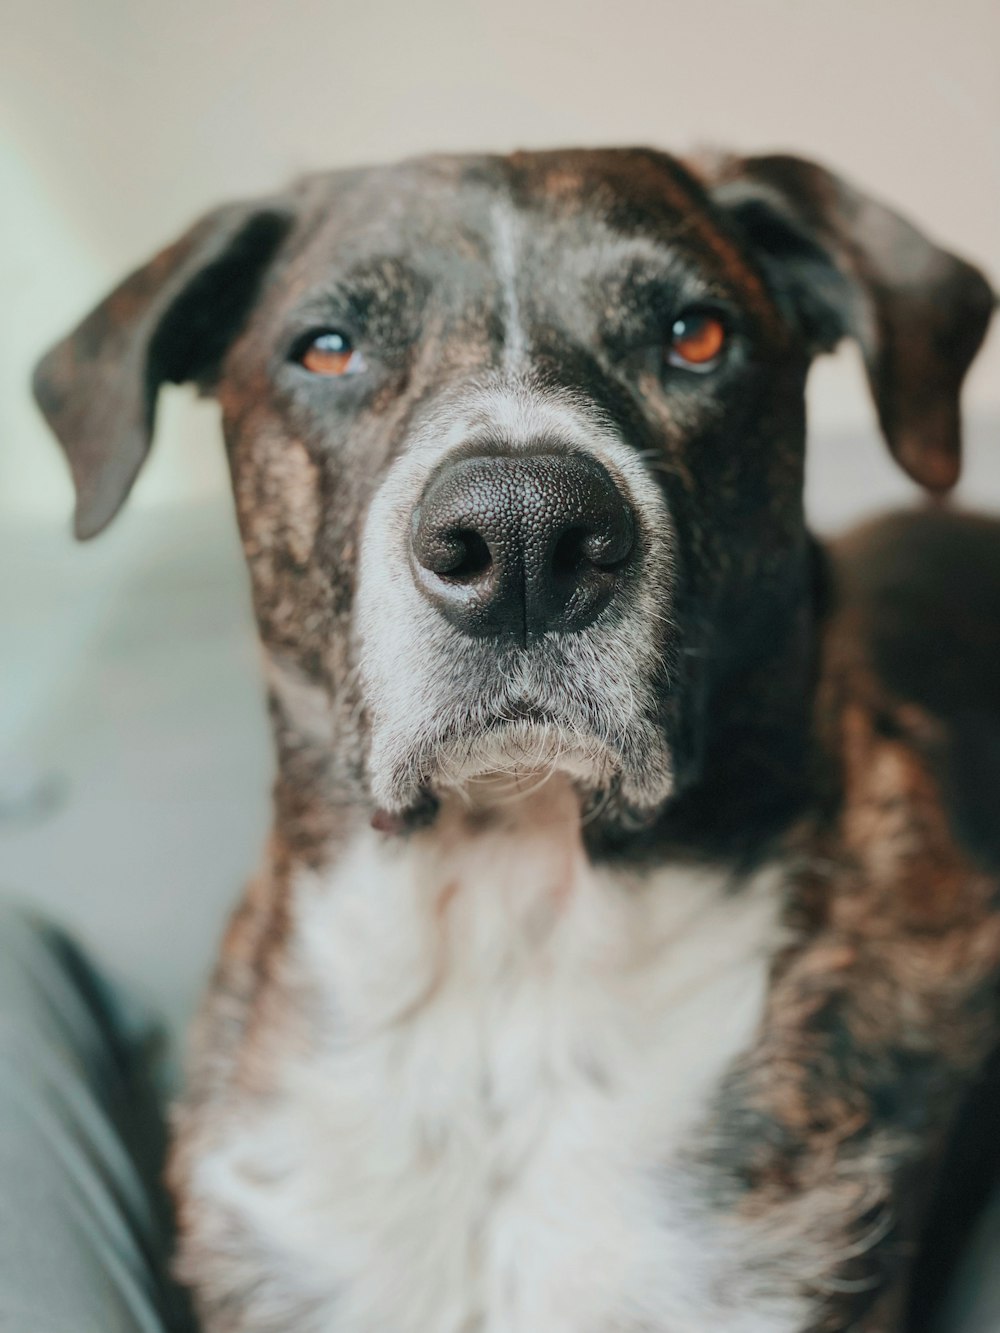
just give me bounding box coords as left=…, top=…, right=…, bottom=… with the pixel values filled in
left=289, top=256, right=426, bottom=342
left=296, top=256, right=421, bottom=310
left=590, top=233, right=736, bottom=292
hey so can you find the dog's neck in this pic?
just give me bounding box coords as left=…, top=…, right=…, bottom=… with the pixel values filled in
left=647, top=559, right=825, bottom=863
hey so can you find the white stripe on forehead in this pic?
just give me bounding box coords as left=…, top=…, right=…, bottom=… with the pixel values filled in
left=491, top=203, right=529, bottom=374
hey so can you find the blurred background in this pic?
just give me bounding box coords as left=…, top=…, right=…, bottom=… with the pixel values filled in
left=2, top=0, right=998, bottom=1037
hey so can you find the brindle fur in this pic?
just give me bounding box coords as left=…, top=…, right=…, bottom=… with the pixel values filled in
left=33, top=148, right=999, bottom=1331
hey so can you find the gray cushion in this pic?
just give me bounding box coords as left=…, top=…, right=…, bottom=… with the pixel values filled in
left=936, top=1193, right=1000, bottom=1333
left=0, top=903, right=189, bottom=1333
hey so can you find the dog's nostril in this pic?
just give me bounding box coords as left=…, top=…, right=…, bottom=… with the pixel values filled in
left=552, top=516, right=635, bottom=583
left=411, top=514, right=494, bottom=583
left=551, top=526, right=590, bottom=583
left=442, top=530, right=492, bottom=582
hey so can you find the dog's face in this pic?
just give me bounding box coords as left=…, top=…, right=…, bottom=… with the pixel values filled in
left=34, top=149, right=994, bottom=840
left=219, top=152, right=813, bottom=823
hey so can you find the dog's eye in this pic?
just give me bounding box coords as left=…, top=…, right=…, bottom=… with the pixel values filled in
left=296, top=330, right=367, bottom=377
left=666, top=310, right=727, bottom=372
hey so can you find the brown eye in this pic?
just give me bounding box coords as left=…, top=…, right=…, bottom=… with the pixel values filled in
left=298, top=330, right=366, bottom=376
left=667, top=310, right=727, bottom=371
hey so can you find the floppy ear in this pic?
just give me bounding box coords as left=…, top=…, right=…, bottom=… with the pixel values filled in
left=704, top=153, right=996, bottom=493
left=33, top=198, right=295, bottom=538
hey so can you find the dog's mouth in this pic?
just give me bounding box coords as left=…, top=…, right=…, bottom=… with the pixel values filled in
left=366, top=666, right=675, bottom=832
left=427, top=709, right=619, bottom=792
left=371, top=715, right=615, bottom=834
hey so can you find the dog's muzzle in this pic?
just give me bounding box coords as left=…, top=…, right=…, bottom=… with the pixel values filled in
left=409, top=451, right=638, bottom=645
left=356, top=383, right=676, bottom=819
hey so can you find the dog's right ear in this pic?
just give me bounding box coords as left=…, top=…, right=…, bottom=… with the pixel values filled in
left=33, top=198, right=296, bottom=539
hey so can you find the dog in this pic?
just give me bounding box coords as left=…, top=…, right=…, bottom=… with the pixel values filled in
left=34, top=148, right=1000, bottom=1332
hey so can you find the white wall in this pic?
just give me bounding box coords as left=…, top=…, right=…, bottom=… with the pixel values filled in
left=3, top=0, right=998, bottom=522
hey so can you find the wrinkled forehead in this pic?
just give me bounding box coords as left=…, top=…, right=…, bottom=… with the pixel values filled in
left=273, top=150, right=773, bottom=333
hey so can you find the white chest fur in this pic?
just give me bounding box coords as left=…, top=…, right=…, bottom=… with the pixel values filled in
left=199, top=779, right=804, bottom=1333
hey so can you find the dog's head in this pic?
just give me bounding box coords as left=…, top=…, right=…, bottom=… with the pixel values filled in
left=34, top=150, right=994, bottom=840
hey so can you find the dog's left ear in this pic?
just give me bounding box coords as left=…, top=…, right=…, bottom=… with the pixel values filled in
left=703, top=153, right=996, bottom=493
left=33, top=198, right=296, bottom=539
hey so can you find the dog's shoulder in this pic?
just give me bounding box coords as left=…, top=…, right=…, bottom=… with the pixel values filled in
left=825, top=507, right=1000, bottom=872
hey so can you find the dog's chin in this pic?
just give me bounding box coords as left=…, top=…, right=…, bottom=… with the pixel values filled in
left=369, top=713, right=675, bottom=829
left=430, top=721, right=615, bottom=802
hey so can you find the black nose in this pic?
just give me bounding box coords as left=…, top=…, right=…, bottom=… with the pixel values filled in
left=410, top=452, right=637, bottom=644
